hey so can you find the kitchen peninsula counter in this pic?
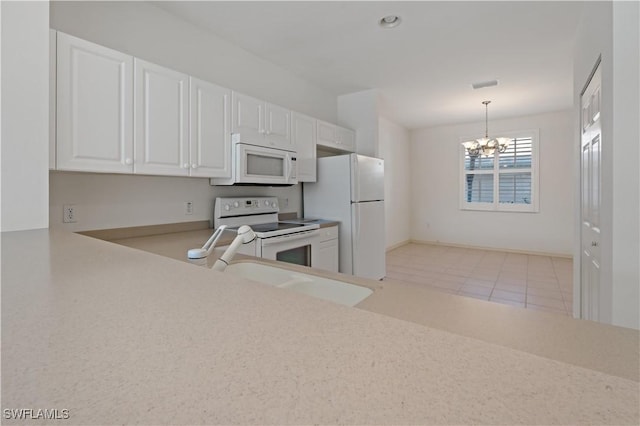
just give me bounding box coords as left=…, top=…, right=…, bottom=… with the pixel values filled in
left=2, top=228, right=639, bottom=425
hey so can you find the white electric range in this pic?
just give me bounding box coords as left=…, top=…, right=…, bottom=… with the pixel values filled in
left=214, top=197, right=320, bottom=267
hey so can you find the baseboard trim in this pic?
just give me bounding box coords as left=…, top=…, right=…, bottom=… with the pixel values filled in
left=386, top=240, right=411, bottom=252
left=408, top=239, right=573, bottom=259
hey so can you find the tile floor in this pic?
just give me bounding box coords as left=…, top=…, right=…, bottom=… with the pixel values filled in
left=385, top=243, right=573, bottom=316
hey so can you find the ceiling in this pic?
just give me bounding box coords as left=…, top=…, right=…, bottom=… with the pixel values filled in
left=153, top=1, right=584, bottom=129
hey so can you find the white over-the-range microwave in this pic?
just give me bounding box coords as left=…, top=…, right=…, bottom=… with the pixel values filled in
left=211, top=134, right=297, bottom=186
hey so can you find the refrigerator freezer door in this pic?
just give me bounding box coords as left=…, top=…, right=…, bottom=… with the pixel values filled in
left=351, top=200, right=386, bottom=280
left=351, top=154, right=385, bottom=202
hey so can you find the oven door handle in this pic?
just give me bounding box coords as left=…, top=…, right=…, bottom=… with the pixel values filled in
left=260, top=230, right=320, bottom=246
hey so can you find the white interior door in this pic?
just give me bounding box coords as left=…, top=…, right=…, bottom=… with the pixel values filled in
left=580, top=63, right=602, bottom=321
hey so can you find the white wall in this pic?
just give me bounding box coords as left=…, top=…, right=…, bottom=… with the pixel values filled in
left=1, top=1, right=50, bottom=232
left=338, top=90, right=380, bottom=157
left=378, top=117, right=411, bottom=249
left=48, top=1, right=337, bottom=232
left=50, top=172, right=300, bottom=232
left=611, top=1, right=639, bottom=329
left=50, top=1, right=337, bottom=122
left=573, top=1, right=639, bottom=330
left=410, top=110, right=574, bottom=256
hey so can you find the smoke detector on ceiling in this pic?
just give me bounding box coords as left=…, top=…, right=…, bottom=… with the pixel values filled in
left=379, top=15, right=401, bottom=28
left=472, top=80, right=499, bottom=90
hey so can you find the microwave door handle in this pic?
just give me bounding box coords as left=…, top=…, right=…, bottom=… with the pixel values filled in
left=286, top=154, right=293, bottom=182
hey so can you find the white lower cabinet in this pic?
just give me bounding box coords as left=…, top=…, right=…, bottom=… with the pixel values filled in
left=134, top=59, right=189, bottom=176
left=314, top=226, right=339, bottom=273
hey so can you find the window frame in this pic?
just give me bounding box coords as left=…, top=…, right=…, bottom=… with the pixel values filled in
left=459, top=129, right=540, bottom=213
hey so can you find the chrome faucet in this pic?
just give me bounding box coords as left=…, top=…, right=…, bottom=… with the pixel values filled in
left=187, top=225, right=228, bottom=259
left=212, top=225, right=256, bottom=271
left=187, top=225, right=256, bottom=272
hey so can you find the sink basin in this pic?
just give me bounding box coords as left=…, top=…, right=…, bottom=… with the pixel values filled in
left=225, top=262, right=373, bottom=307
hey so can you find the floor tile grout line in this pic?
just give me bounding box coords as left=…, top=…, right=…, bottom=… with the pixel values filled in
left=387, top=243, right=572, bottom=315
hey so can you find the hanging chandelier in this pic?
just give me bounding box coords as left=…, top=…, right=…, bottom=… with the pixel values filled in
left=462, top=101, right=510, bottom=157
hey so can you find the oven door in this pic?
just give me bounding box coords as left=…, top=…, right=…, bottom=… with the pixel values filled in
left=258, top=230, right=320, bottom=267
left=235, top=143, right=297, bottom=185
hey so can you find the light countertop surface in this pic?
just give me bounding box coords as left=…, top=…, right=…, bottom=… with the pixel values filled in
left=2, top=228, right=639, bottom=425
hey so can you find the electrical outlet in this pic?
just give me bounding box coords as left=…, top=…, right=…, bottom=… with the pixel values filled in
left=184, top=201, right=193, bottom=215
left=63, top=205, right=77, bottom=223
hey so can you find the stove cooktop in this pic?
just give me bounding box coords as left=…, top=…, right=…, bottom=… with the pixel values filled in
left=227, top=222, right=306, bottom=233
left=226, top=221, right=319, bottom=238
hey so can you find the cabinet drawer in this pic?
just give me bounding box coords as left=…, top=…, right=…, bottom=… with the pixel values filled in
left=319, top=225, right=339, bottom=242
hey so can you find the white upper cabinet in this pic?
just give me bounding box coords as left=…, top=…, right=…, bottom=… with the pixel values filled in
left=56, top=32, right=134, bottom=173
left=231, top=91, right=263, bottom=141
left=316, top=119, right=355, bottom=152
left=264, top=103, right=293, bottom=151
left=189, top=77, right=231, bottom=178
left=134, top=59, right=189, bottom=176
left=232, top=92, right=293, bottom=151
left=291, top=112, right=316, bottom=182
left=317, top=120, right=337, bottom=148
left=336, top=126, right=356, bottom=151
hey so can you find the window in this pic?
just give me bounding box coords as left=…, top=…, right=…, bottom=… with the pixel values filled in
left=460, top=130, right=539, bottom=212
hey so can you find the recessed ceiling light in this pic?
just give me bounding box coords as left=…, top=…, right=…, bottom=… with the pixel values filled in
left=379, top=15, right=401, bottom=28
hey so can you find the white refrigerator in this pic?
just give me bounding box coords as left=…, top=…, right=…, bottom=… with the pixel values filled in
left=304, top=154, right=386, bottom=280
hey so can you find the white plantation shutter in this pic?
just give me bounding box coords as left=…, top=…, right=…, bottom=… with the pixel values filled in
left=460, top=131, right=539, bottom=212
left=498, top=137, right=533, bottom=205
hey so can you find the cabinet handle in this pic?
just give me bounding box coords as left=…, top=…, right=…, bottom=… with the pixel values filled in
left=591, top=241, right=598, bottom=247
left=191, top=164, right=197, bottom=169
left=265, top=130, right=271, bottom=135
left=183, top=163, right=189, bottom=169
left=125, top=158, right=132, bottom=165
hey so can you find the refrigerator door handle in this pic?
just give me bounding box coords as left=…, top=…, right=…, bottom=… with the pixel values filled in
left=351, top=154, right=359, bottom=201
left=353, top=203, right=360, bottom=253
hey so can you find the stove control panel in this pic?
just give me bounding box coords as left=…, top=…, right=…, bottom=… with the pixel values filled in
left=215, top=197, right=279, bottom=219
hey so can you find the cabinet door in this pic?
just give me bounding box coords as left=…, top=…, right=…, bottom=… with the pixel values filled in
left=291, top=112, right=316, bottom=182
left=189, top=77, right=231, bottom=178
left=264, top=103, right=293, bottom=150
left=316, top=239, right=339, bottom=273
left=316, top=120, right=338, bottom=149
left=134, top=59, right=189, bottom=176
left=57, top=32, right=133, bottom=173
left=336, top=126, right=356, bottom=152
left=231, top=92, right=263, bottom=142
